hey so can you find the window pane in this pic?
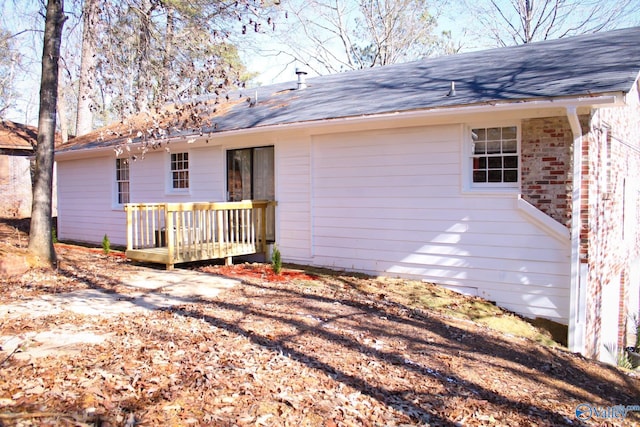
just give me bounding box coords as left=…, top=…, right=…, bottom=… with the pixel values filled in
left=118, top=182, right=130, bottom=204
left=227, top=149, right=252, bottom=201
left=504, top=156, right=518, bottom=168
left=476, top=157, right=486, bottom=169
left=503, top=139, right=517, bottom=153
left=474, top=141, right=486, bottom=155
left=504, top=170, right=518, bottom=182
left=473, top=171, right=486, bottom=182
left=487, top=127, right=501, bottom=140
left=488, top=157, right=502, bottom=169
left=502, top=126, right=517, bottom=140
left=487, top=140, right=501, bottom=154
left=488, top=170, right=502, bottom=182
left=472, top=128, right=485, bottom=141
left=253, top=147, right=275, bottom=200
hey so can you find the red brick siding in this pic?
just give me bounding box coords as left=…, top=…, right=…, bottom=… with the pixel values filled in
left=520, top=91, right=640, bottom=361
left=582, top=82, right=640, bottom=359
left=521, top=117, right=574, bottom=226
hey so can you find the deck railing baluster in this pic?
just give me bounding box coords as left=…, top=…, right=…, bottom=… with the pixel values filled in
left=125, top=200, right=275, bottom=269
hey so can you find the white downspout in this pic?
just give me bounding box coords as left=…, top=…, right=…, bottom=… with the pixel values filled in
left=567, top=106, right=587, bottom=355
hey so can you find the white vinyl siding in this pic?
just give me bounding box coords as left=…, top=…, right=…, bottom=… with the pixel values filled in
left=135, top=147, right=224, bottom=203
left=311, top=125, right=570, bottom=323
left=276, top=137, right=312, bottom=262
left=57, top=156, right=127, bottom=246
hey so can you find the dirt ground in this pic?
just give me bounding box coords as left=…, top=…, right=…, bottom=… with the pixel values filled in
left=0, top=218, right=639, bottom=426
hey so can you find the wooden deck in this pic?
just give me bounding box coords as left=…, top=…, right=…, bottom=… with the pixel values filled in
left=125, top=200, right=274, bottom=269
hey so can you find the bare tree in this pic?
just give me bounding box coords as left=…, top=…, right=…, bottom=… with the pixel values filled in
left=29, top=0, right=66, bottom=267
left=0, top=28, right=22, bottom=118
left=91, top=0, right=271, bottom=121
left=249, top=0, right=448, bottom=76
left=75, top=0, right=99, bottom=135
left=464, top=0, right=640, bottom=47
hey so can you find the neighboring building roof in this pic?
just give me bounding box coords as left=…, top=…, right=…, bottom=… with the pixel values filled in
left=0, top=121, right=37, bottom=151
left=58, top=26, right=640, bottom=153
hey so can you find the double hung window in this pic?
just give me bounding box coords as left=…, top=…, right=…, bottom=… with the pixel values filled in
left=471, top=126, right=519, bottom=187
left=116, top=158, right=130, bottom=204
left=171, top=152, right=189, bottom=190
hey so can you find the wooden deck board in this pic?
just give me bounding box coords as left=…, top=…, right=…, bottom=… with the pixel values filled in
left=126, top=242, right=260, bottom=266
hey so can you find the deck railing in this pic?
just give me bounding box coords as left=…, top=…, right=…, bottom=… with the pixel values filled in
left=124, top=200, right=273, bottom=268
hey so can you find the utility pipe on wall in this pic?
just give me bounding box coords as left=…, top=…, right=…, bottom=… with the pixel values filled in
left=566, top=106, right=587, bottom=355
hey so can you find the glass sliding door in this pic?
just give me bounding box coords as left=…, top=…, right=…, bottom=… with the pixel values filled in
left=227, top=146, right=275, bottom=241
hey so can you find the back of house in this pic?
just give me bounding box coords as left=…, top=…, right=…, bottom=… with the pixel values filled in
left=55, top=27, right=640, bottom=363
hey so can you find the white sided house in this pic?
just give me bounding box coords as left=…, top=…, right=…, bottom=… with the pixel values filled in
left=56, top=28, right=640, bottom=362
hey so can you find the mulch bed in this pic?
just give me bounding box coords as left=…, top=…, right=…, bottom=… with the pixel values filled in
left=199, top=263, right=317, bottom=283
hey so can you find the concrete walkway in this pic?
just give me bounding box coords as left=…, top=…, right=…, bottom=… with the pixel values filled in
left=0, top=268, right=240, bottom=360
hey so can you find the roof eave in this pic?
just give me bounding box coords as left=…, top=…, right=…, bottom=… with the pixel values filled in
left=55, top=93, right=624, bottom=160
left=194, top=93, right=624, bottom=138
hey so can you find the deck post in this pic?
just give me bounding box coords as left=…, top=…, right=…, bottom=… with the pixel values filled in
left=261, top=204, right=268, bottom=257
left=165, top=204, right=174, bottom=270
left=125, top=204, right=133, bottom=251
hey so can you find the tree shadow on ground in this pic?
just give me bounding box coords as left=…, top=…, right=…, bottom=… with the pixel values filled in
left=46, top=262, right=640, bottom=426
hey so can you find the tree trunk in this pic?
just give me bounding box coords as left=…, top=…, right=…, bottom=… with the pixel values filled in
left=76, top=0, right=99, bottom=135
left=29, top=0, right=66, bottom=267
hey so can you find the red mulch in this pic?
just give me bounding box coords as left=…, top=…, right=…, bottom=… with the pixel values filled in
left=200, top=263, right=317, bottom=282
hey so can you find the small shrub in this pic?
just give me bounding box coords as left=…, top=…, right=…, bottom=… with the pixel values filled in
left=52, top=227, right=57, bottom=244
left=271, top=244, right=282, bottom=275
left=618, top=351, right=634, bottom=370
left=102, top=234, right=111, bottom=254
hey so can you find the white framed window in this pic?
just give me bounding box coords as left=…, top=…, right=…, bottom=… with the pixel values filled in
left=468, top=125, right=519, bottom=189
left=115, top=158, right=130, bottom=205
left=170, top=152, right=189, bottom=190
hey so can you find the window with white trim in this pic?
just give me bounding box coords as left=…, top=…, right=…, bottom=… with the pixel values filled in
left=116, top=158, right=130, bottom=204
left=470, top=126, right=519, bottom=187
left=170, top=152, right=189, bottom=190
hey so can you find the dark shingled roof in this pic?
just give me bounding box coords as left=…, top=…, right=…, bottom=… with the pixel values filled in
left=58, top=26, right=640, bottom=153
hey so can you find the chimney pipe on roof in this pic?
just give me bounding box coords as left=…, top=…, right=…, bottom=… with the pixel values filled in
left=296, top=67, right=308, bottom=90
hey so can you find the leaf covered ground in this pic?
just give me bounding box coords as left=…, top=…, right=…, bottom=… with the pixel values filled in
left=0, top=218, right=639, bottom=426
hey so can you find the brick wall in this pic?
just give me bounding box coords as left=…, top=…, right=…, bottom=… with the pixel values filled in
left=582, top=81, right=640, bottom=359
left=520, top=116, right=578, bottom=226
left=520, top=95, right=640, bottom=361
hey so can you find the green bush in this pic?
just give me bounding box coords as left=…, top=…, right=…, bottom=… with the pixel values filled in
left=52, top=227, right=57, bottom=244
left=271, top=244, right=282, bottom=275
left=102, top=234, right=111, bottom=254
